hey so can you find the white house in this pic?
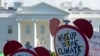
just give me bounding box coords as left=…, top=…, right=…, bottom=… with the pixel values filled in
left=60, top=1, right=100, bottom=32
left=1, top=0, right=100, bottom=52
left=0, top=2, right=69, bottom=52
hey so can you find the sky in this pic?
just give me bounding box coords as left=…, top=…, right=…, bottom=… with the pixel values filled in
left=2, top=0, right=100, bottom=10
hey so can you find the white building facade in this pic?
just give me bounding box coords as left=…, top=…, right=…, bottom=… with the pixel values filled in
left=1, top=0, right=100, bottom=52
left=68, top=9, right=100, bottom=32
left=60, top=1, right=100, bottom=32
left=0, top=2, right=69, bottom=52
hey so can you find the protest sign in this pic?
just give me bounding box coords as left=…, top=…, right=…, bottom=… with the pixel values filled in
left=10, top=49, right=36, bottom=56
left=89, top=32, right=100, bottom=56
left=3, top=40, right=50, bottom=56
left=50, top=18, right=93, bottom=56
left=54, top=25, right=88, bottom=56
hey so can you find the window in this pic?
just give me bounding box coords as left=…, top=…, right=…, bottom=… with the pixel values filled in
left=84, top=12, right=93, bottom=14
left=40, top=25, right=45, bottom=34
left=72, top=12, right=80, bottom=14
left=26, top=25, right=31, bottom=34
left=97, top=12, right=100, bottom=14
left=8, top=25, right=12, bottom=34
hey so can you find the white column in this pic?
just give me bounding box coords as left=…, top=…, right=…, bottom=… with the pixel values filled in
left=32, top=19, right=37, bottom=47
left=49, top=19, right=54, bottom=52
left=50, top=33, right=54, bottom=52
left=16, top=19, right=21, bottom=42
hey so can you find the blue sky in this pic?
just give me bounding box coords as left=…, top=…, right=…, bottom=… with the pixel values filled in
left=3, top=0, right=100, bottom=10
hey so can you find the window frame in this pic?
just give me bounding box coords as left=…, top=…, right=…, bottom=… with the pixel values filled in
left=26, top=25, right=31, bottom=34
left=8, top=25, right=12, bottom=34
left=40, top=25, right=45, bottom=34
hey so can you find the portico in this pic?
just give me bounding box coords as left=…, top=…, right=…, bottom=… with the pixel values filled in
left=15, top=2, right=69, bottom=51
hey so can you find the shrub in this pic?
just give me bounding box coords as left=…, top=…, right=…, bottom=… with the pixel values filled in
left=51, top=52, right=56, bottom=56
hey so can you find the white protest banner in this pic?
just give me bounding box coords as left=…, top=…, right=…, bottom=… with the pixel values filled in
left=89, top=32, right=100, bottom=56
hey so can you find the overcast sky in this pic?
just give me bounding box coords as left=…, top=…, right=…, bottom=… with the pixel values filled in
left=3, top=0, right=100, bottom=10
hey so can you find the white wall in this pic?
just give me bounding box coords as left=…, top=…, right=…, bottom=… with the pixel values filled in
left=0, top=18, right=18, bottom=51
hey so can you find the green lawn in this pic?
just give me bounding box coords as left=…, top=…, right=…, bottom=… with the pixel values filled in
left=0, top=52, right=3, bottom=56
